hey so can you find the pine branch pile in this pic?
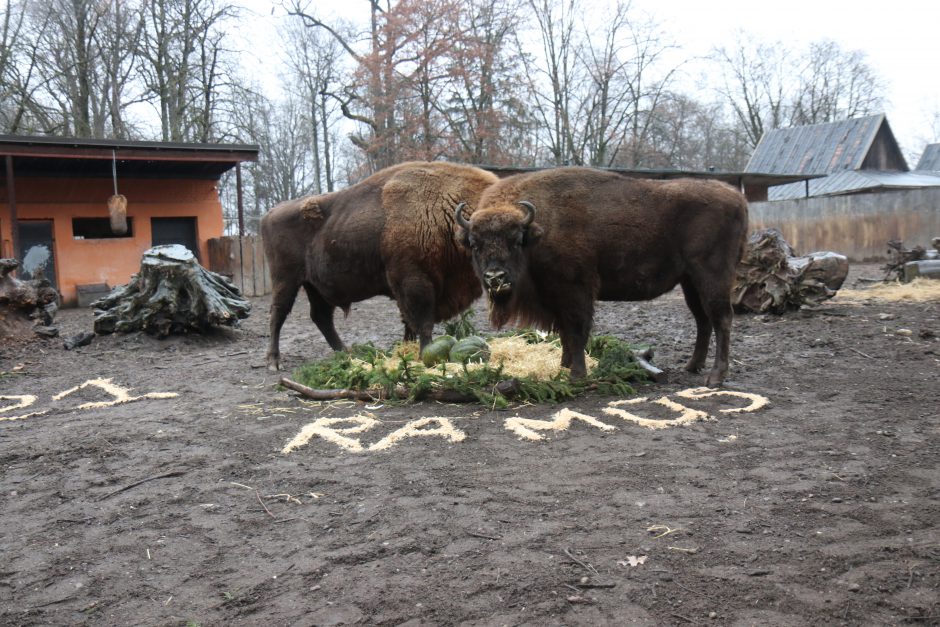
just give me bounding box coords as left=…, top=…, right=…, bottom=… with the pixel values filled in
left=290, top=333, right=650, bottom=408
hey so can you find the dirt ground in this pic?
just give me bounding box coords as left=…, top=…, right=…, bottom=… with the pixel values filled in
left=1, top=263, right=938, bottom=626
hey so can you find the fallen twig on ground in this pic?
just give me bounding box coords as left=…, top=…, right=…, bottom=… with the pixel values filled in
left=467, top=531, right=502, bottom=541
left=564, top=548, right=598, bottom=574
left=97, top=469, right=188, bottom=501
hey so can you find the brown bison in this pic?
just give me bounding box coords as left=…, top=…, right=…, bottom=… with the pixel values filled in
left=262, top=161, right=498, bottom=370
left=454, top=167, right=748, bottom=386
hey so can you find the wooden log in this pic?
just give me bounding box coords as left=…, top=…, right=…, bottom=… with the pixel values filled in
left=633, top=347, right=666, bottom=383
left=279, top=376, right=522, bottom=404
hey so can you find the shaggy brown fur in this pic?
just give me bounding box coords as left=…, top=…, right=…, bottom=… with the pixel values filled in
left=261, top=162, right=497, bottom=370
left=457, top=167, right=749, bottom=386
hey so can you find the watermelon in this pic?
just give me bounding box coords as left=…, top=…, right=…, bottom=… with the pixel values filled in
left=449, top=335, right=491, bottom=364
left=422, top=335, right=457, bottom=366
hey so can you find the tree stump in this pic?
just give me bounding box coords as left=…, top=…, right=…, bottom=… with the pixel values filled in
left=883, top=238, right=940, bottom=281
left=732, top=229, right=849, bottom=314
left=0, top=258, right=60, bottom=341
left=93, top=245, right=251, bottom=337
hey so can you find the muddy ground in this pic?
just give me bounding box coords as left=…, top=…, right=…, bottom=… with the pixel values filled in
left=1, top=263, right=938, bottom=626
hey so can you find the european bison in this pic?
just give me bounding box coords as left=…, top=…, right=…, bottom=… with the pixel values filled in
left=262, top=161, right=498, bottom=370
left=454, top=167, right=749, bottom=386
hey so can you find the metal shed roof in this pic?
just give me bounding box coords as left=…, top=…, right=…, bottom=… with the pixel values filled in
left=480, top=164, right=816, bottom=188
left=745, top=114, right=892, bottom=175
left=0, top=134, right=258, bottom=179
left=915, top=144, right=940, bottom=171
left=769, top=169, right=940, bottom=200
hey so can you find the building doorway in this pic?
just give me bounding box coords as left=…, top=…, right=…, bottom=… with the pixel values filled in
left=151, top=217, right=199, bottom=261
left=17, top=220, right=58, bottom=289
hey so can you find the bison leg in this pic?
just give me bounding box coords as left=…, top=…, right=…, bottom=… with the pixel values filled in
left=558, top=315, right=592, bottom=379
left=703, top=297, right=734, bottom=387
left=680, top=278, right=712, bottom=374
left=394, top=275, right=436, bottom=352
left=267, top=280, right=302, bottom=371
left=400, top=315, right=417, bottom=343
left=303, top=283, right=347, bottom=353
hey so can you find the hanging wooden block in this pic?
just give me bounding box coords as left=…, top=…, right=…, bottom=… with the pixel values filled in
left=108, top=194, right=128, bottom=235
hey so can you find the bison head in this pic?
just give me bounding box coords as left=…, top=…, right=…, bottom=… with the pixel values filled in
left=454, top=200, right=543, bottom=302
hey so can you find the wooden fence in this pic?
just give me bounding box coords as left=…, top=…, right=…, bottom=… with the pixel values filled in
left=749, top=187, right=940, bottom=261
left=207, top=235, right=270, bottom=297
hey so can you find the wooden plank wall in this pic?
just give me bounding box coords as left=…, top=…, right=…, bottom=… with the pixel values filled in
left=749, top=187, right=940, bottom=261
left=207, top=235, right=270, bottom=297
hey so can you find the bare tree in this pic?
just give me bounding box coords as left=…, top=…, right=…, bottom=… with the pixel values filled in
left=712, top=33, right=790, bottom=149
left=26, top=0, right=109, bottom=136
left=283, top=19, right=343, bottom=192
left=714, top=35, right=884, bottom=149
left=138, top=0, right=238, bottom=142
left=642, top=93, right=750, bottom=170
left=791, top=39, right=884, bottom=126
left=0, top=0, right=46, bottom=133
left=520, top=0, right=582, bottom=165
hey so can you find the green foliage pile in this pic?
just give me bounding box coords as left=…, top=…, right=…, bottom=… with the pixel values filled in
left=442, top=308, right=479, bottom=339
left=291, top=333, right=650, bottom=409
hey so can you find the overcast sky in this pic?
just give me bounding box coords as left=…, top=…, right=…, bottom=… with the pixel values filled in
left=246, top=0, right=940, bottom=163
left=634, top=0, right=940, bottom=161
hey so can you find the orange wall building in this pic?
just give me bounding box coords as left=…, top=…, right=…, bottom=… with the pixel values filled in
left=1, top=136, right=257, bottom=306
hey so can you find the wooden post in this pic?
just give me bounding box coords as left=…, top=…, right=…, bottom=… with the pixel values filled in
left=236, top=161, right=245, bottom=237
left=5, top=155, right=18, bottom=261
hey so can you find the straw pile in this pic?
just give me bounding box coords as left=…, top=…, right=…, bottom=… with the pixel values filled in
left=353, top=336, right=598, bottom=380
left=835, top=278, right=940, bottom=304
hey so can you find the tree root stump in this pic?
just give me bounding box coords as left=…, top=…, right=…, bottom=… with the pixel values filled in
left=0, top=258, right=60, bottom=341
left=93, top=245, right=250, bottom=337
left=733, top=229, right=849, bottom=314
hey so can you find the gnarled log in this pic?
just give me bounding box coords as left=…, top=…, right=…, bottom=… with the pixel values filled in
left=0, top=258, right=60, bottom=340
left=733, top=229, right=848, bottom=314
left=93, top=245, right=250, bottom=337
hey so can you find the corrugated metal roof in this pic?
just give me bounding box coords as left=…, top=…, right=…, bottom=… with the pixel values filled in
left=768, top=169, right=940, bottom=200
left=0, top=134, right=259, bottom=155
left=0, top=134, right=258, bottom=179
left=745, top=114, right=888, bottom=175
left=915, top=144, right=940, bottom=171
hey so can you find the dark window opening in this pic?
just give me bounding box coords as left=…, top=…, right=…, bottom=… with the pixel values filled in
left=72, top=217, right=134, bottom=239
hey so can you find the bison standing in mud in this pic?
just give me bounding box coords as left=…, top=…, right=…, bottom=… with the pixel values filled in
left=454, top=167, right=749, bottom=386
left=262, top=161, right=498, bottom=371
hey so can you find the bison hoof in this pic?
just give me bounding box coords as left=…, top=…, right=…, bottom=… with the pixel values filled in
left=704, top=370, right=725, bottom=388
left=266, top=357, right=281, bottom=372
left=568, top=367, right=587, bottom=380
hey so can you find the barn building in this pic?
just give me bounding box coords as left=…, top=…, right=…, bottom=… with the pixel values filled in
left=1, top=135, right=258, bottom=306
left=744, top=114, right=940, bottom=260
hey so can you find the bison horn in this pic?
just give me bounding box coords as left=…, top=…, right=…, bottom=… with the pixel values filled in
left=518, top=200, right=536, bottom=226
left=454, top=202, right=471, bottom=229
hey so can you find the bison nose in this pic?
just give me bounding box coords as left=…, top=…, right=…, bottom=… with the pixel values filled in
left=484, top=269, right=506, bottom=286
left=483, top=269, right=511, bottom=294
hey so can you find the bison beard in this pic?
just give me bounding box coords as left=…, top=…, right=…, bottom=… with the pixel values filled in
left=261, top=162, right=498, bottom=371
left=456, top=167, right=749, bottom=386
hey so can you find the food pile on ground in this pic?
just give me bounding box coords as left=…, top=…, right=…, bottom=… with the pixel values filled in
left=286, top=332, right=649, bottom=408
